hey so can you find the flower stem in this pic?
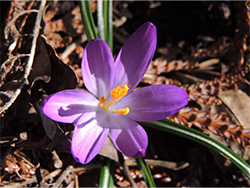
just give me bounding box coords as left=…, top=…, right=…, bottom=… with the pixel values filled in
left=140, top=119, right=250, bottom=179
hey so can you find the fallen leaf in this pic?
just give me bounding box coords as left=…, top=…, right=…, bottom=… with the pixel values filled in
left=98, top=137, right=119, bottom=163
left=218, top=90, right=250, bottom=128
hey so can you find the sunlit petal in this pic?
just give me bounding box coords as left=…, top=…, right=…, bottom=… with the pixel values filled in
left=114, top=85, right=188, bottom=122
left=82, top=39, right=116, bottom=98
left=42, top=90, right=99, bottom=123
left=71, top=112, right=109, bottom=164
left=109, top=114, right=148, bottom=157
left=114, top=22, right=157, bottom=92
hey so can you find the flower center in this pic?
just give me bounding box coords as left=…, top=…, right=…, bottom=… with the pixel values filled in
left=99, top=84, right=130, bottom=115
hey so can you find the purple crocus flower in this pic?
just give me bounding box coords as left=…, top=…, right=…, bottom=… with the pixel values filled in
left=42, top=22, right=188, bottom=164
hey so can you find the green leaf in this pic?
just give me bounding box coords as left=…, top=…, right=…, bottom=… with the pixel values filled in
left=99, top=158, right=114, bottom=188
left=107, top=0, right=113, bottom=52
left=79, top=0, right=98, bottom=40
left=136, top=157, right=156, bottom=187
left=140, top=119, right=250, bottom=179
left=97, top=0, right=105, bottom=40
left=97, top=0, right=113, bottom=51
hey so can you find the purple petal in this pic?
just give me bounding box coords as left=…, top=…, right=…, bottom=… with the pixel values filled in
left=82, top=39, right=116, bottom=98
left=71, top=113, right=109, bottom=164
left=42, top=90, right=99, bottom=123
left=114, top=22, right=157, bottom=92
left=109, top=115, right=148, bottom=157
left=114, top=85, right=188, bottom=122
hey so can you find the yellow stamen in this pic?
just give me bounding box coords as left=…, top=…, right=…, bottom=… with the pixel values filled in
left=110, top=84, right=129, bottom=102
left=99, top=85, right=130, bottom=115
left=99, top=96, right=107, bottom=107
left=113, top=107, right=130, bottom=115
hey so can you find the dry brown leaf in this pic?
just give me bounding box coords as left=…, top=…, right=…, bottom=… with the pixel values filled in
left=0, top=1, right=46, bottom=115
left=218, top=90, right=250, bottom=129
left=98, top=137, right=119, bottom=163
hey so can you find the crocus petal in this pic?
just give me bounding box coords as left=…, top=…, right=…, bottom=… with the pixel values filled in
left=114, top=85, right=188, bottom=122
left=114, top=22, right=157, bottom=92
left=42, top=90, right=99, bottom=123
left=109, top=114, right=148, bottom=157
left=82, top=39, right=116, bottom=98
left=71, top=112, right=109, bottom=164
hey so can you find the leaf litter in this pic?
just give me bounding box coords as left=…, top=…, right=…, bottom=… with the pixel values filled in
left=1, top=0, right=250, bottom=187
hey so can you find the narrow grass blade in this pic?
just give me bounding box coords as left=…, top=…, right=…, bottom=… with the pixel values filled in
left=108, top=160, right=114, bottom=187
left=79, top=0, right=98, bottom=40
left=107, top=0, right=113, bottom=51
left=97, top=0, right=105, bottom=40
left=140, top=119, right=250, bottom=179
left=103, top=0, right=113, bottom=51
left=136, top=157, right=156, bottom=187
left=99, top=158, right=114, bottom=188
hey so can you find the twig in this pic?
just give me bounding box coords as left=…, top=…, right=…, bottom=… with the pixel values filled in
left=4, top=10, right=39, bottom=40
left=60, top=35, right=87, bottom=61
left=122, top=155, right=138, bottom=188
left=126, top=159, right=189, bottom=171
left=23, top=0, right=46, bottom=85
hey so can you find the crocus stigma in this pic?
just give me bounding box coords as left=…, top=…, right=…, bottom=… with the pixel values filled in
left=41, top=22, right=188, bottom=164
